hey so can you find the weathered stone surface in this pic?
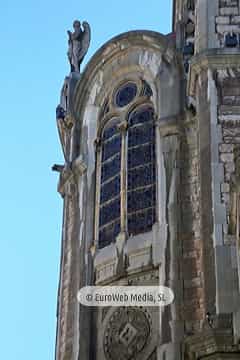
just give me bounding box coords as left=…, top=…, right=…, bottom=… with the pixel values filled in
left=220, top=152, right=234, bottom=162
left=216, top=16, right=230, bottom=24
left=219, top=144, right=234, bottom=153
left=220, top=0, right=238, bottom=6
left=216, top=24, right=240, bottom=34
left=55, top=3, right=240, bottom=360
left=220, top=7, right=239, bottom=15
left=231, top=15, right=240, bottom=24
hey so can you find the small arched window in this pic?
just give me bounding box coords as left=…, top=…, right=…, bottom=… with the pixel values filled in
left=97, top=81, right=156, bottom=249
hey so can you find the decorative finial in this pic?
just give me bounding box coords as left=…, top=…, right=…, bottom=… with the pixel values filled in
left=67, top=20, right=91, bottom=73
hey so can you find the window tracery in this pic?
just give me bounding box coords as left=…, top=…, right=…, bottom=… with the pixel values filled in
left=97, top=80, right=156, bottom=248
left=114, top=82, right=138, bottom=107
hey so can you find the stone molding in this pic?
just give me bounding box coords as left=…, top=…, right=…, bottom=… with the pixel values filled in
left=188, top=50, right=240, bottom=96
left=73, top=30, right=182, bottom=123
left=157, top=113, right=183, bottom=136
left=57, top=156, right=87, bottom=198
left=93, top=230, right=154, bottom=285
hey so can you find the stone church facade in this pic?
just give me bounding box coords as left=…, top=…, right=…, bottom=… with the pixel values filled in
left=54, top=1, right=240, bottom=359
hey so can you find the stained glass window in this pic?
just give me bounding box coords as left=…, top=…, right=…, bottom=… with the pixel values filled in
left=127, top=106, right=156, bottom=236
left=99, top=119, right=121, bottom=248
left=98, top=81, right=156, bottom=249
left=115, top=82, right=137, bottom=107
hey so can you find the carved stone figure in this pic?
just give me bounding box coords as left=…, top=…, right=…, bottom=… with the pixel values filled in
left=67, top=20, right=91, bottom=73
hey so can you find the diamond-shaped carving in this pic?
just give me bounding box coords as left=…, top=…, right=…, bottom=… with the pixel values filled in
left=119, top=323, right=137, bottom=346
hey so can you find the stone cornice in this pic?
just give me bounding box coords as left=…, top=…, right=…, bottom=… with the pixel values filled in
left=188, top=49, right=240, bottom=97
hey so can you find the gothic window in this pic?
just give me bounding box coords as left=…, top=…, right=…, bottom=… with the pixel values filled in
left=97, top=81, right=156, bottom=249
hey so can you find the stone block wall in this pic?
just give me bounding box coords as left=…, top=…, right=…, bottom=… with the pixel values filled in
left=56, top=196, right=78, bottom=360
left=183, top=0, right=196, bottom=73
left=173, top=0, right=240, bottom=54
left=179, top=119, right=205, bottom=333
left=217, top=69, right=240, bottom=244
left=216, top=0, right=240, bottom=47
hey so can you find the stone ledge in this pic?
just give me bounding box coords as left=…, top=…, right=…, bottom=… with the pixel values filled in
left=93, top=230, right=157, bottom=284
left=184, top=329, right=240, bottom=359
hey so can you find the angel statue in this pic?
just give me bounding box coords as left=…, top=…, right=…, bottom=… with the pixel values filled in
left=67, top=20, right=91, bottom=73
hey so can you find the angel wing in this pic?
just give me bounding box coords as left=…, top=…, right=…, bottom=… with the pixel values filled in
left=78, top=21, right=91, bottom=65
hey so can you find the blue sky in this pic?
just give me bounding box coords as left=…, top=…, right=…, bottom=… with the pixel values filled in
left=0, top=1, right=172, bottom=359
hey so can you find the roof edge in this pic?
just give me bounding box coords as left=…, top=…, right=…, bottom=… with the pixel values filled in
left=82, top=30, right=170, bottom=76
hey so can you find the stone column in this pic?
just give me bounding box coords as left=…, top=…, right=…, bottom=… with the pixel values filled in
left=55, top=157, right=88, bottom=360
left=93, top=137, right=102, bottom=248
left=155, top=116, right=183, bottom=360
left=118, top=120, right=128, bottom=239
left=56, top=171, right=79, bottom=360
